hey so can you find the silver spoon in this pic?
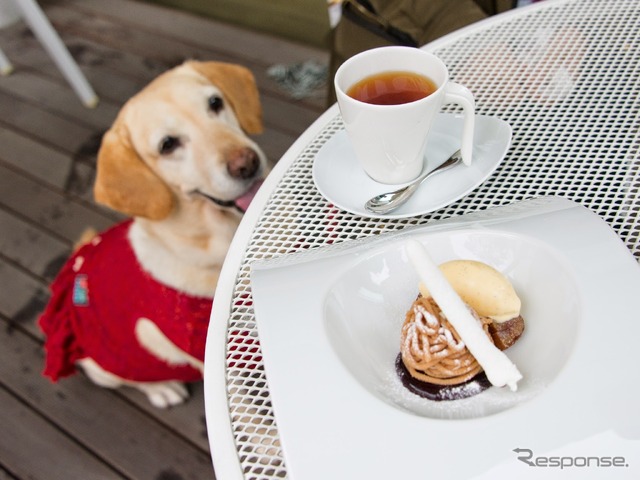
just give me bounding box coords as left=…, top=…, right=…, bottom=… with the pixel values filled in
left=364, top=149, right=463, bottom=215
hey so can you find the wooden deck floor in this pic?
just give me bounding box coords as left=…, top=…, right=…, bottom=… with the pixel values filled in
left=0, top=1, right=328, bottom=478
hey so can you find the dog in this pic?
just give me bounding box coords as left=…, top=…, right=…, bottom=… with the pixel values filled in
left=39, top=61, right=268, bottom=408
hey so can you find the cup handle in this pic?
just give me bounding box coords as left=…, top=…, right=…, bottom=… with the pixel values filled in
left=444, top=82, right=476, bottom=166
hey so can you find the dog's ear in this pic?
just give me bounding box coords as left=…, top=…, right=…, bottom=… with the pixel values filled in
left=94, top=121, right=175, bottom=220
left=188, top=61, right=264, bottom=135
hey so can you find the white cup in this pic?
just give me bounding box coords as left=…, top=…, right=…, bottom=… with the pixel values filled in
left=335, top=46, right=476, bottom=184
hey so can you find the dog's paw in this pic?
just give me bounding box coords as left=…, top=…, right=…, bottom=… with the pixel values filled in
left=136, top=381, right=190, bottom=408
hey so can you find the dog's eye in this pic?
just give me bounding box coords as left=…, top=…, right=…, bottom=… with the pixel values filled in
left=208, top=95, right=224, bottom=114
left=159, top=136, right=180, bottom=155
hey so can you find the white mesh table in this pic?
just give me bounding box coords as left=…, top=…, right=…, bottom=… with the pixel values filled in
left=204, top=1, right=640, bottom=478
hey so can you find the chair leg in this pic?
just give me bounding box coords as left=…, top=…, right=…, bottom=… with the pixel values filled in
left=0, top=47, right=13, bottom=75
left=11, top=0, right=99, bottom=107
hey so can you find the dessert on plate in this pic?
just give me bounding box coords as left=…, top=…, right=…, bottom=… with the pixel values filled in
left=398, top=241, right=525, bottom=401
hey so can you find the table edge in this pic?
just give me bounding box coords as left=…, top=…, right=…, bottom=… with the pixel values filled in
left=203, top=106, right=340, bottom=479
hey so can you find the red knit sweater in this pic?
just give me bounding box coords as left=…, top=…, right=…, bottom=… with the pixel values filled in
left=39, top=220, right=212, bottom=383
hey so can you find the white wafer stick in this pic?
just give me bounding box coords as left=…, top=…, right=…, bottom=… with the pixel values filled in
left=405, top=239, right=522, bottom=391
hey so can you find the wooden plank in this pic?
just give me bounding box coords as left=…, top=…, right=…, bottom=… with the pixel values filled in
left=0, top=68, right=119, bottom=130
left=0, top=17, right=270, bottom=108
left=0, top=94, right=103, bottom=200
left=258, top=93, right=324, bottom=137
left=1, top=23, right=172, bottom=84
left=118, top=381, right=210, bottom=452
left=0, top=317, right=215, bottom=480
left=0, top=89, right=97, bottom=156
left=0, top=465, right=18, bottom=480
left=43, top=1, right=327, bottom=112
left=0, top=126, right=72, bottom=190
left=65, top=159, right=101, bottom=201
left=0, top=208, right=71, bottom=282
left=0, top=38, right=146, bottom=105
left=255, top=128, right=297, bottom=164
left=0, top=259, right=49, bottom=336
left=0, top=29, right=147, bottom=104
left=0, top=386, right=124, bottom=480
left=0, top=163, right=119, bottom=242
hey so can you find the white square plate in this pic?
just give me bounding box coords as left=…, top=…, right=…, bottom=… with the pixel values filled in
left=251, top=197, right=640, bottom=479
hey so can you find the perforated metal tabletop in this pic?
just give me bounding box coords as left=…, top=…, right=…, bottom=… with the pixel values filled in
left=204, top=1, right=640, bottom=478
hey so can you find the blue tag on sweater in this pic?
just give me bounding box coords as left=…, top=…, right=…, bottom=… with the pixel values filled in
left=73, top=274, right=89, bottom=306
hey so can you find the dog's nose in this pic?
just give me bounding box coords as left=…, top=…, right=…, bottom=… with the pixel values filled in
left=227, top=147, right=260, bottom=180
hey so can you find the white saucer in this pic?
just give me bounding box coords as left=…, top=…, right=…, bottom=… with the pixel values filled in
left=312, top=113, right=512, bottom=219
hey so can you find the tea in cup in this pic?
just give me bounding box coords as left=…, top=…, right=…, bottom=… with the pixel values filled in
left=334, top=46, right=475, bottom=184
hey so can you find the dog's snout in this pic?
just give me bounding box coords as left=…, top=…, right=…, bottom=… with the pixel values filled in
left=227, top=147, right=260, bottom=180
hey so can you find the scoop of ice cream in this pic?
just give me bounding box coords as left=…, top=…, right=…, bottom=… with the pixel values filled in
left=419, top=260, right=521, bottom=323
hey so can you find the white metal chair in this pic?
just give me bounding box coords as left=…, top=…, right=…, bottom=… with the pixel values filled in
left=0, top=0, right=98, bottom=107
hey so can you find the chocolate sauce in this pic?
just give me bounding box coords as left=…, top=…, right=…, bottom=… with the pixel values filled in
left=395, top=354, right=491, bottom=401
